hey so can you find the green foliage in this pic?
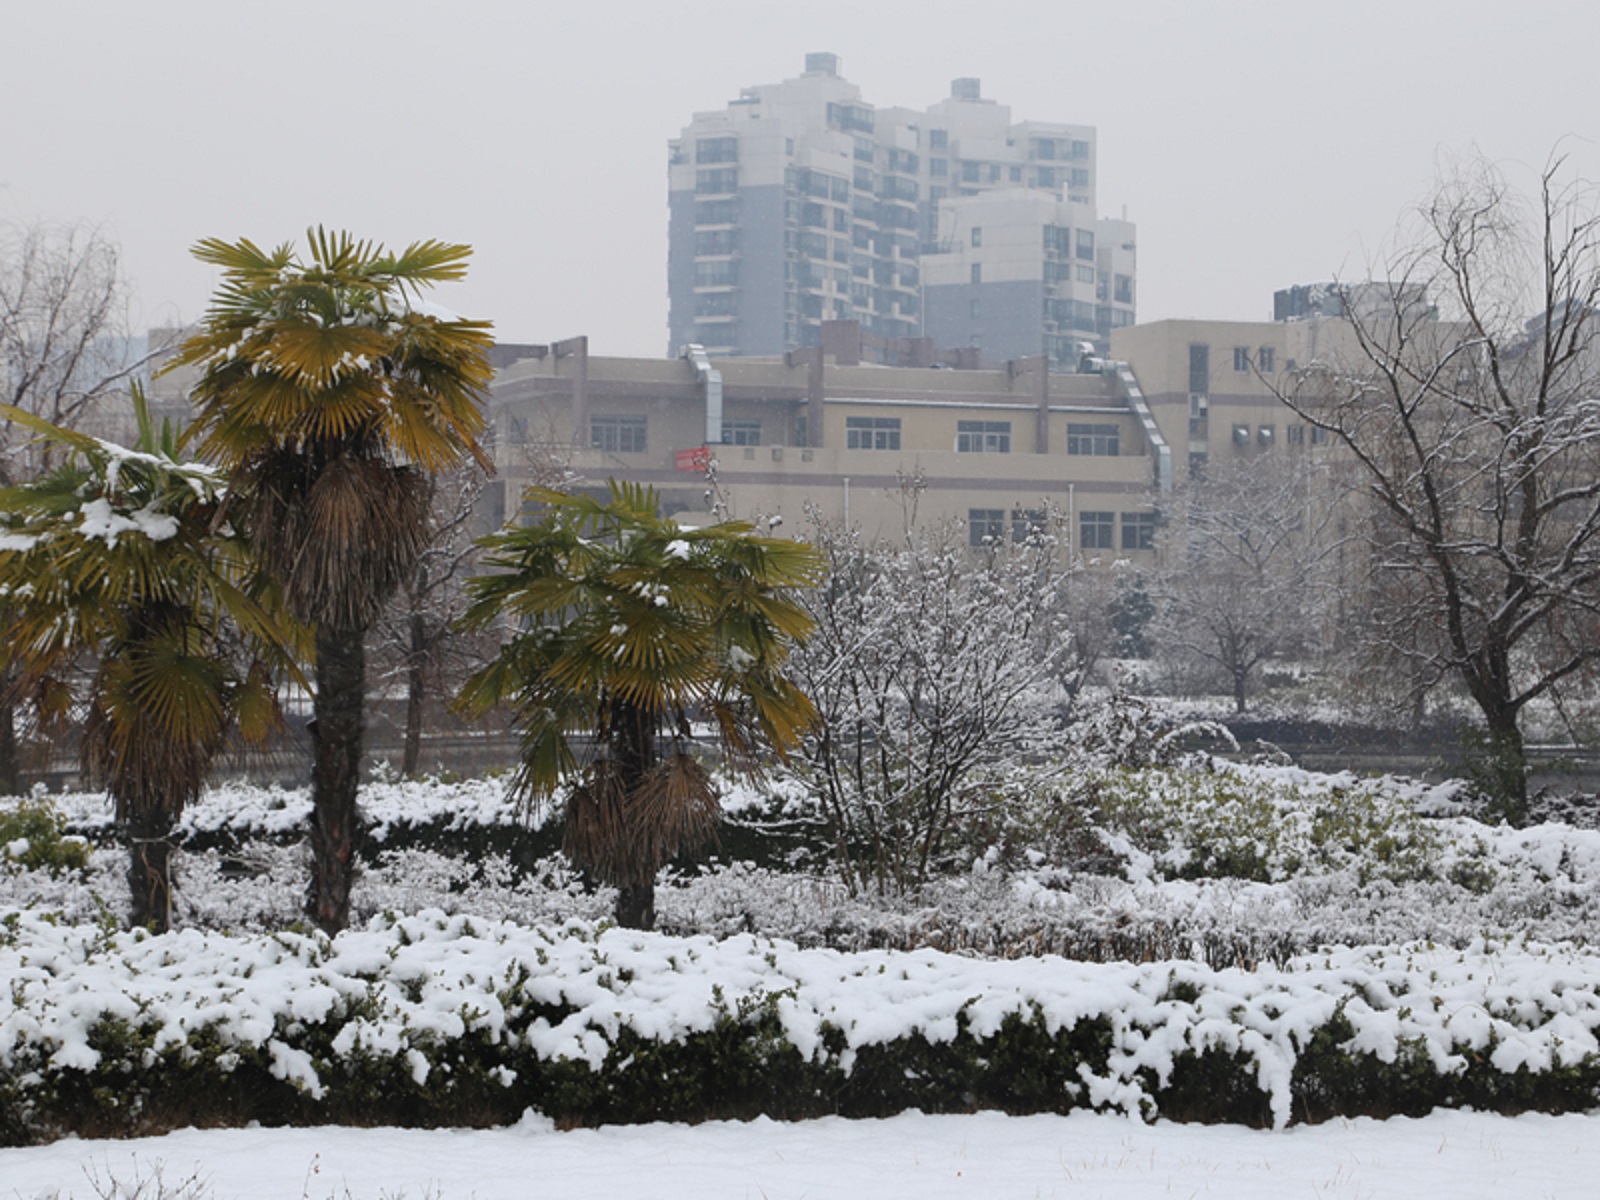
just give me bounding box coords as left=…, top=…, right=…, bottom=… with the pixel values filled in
left=9, top=960, right=1600, bottom=1145
left=456, top=481, right=823, bottom=922
left=1043, top=765, right=1443, bottom=885
left=0, top=793, right=90, bottom=873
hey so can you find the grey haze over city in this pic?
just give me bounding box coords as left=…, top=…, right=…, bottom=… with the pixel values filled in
left=4, top=0, right=1597, bottom=354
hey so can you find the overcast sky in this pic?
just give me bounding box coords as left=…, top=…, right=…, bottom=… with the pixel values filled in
left=4, top=0, right=1596, bottom=356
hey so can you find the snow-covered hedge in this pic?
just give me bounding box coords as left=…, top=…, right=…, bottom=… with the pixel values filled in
left=4, top=907, right=1600, bottom=1145
left=12, top=760, right=1600, bottom=963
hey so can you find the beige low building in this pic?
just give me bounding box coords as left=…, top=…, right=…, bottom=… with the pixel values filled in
left=489, top=323, right=1170, bottom=555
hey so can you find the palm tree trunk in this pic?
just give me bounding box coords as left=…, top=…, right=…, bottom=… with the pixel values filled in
left=0, top=694, right=19, bottom=797
left=615, top=883, right=656, bottom=930
left=614, top=698, right=657, bottom=930
left=402, top=612, right=426, bottom=777
left=126, top=809, right=175, bottom=932
left=308, top=624, right=366, bottom=933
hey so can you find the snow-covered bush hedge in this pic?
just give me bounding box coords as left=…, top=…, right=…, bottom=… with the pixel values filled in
left=0, top=794, right=90, bottom=875
left=9, top=760, right=1600, bottom=964
left=4, top=908, right=1600, bottom=1145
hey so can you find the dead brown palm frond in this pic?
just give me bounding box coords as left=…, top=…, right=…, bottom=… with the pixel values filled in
left=561, top=761, right=644, bottom=885
left=561, top=754, right=721, bottom=889
left=632, top=752, right=721, bottom=865
left=247, top=451, right=433, bottom=630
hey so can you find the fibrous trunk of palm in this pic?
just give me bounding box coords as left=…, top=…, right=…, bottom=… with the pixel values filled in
left=614, top=699, right=657, bottom=930
left=402, top=612, right=426, bottom=778
left=125, top=809, right=176, bottom=932
left=0, top=694, right=18, bottom=798
left=308, top=624, right=366, bottom=933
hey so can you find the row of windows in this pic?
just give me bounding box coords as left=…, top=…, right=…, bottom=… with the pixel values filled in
left=843, top=417, right=1121, bottom=456
left=968, top=508, right=1154, bottom=551
left=591, top=416, right=769, bottom=453
left=1043, top=225, right=1096, bottom=260
left=1232, top=345, right=1278, bottom=373
left=592, top=414, right=1126, bottom=457
left=1231, top=423, right=1329, bottom=447
left=591, top=415, right=648, bottom=455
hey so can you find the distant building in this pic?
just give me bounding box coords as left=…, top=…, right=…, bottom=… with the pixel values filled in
left=489, top=324, right=1166, bottom=554
left=667, top=52, right=1135, bottom=364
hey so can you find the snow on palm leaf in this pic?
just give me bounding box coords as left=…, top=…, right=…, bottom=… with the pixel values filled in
left=0, top=388, right=299, bottom=930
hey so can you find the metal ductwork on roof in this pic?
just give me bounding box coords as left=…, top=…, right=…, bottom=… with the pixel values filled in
left=1114, top=362, right=1172, bottom=494
left=680, top=343, right=723, bottom=445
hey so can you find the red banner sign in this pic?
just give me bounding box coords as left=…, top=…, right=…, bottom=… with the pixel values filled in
left=674, top=446, right=712, bottom=471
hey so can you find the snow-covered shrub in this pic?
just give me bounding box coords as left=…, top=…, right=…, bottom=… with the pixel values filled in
left=790, top=517, right=1075, bottom=895
left=7, top=910, right=1600, bottom=1144
left=1081, top=763, right=1443, bottom=885
left=0, top=790, right=90, bottom=874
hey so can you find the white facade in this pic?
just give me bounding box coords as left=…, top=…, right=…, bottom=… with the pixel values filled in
left=667, top=53, right=1135, bottom=362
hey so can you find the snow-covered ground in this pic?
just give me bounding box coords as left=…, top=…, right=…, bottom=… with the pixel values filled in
left=7, top=764, right=1600, bottom=1193
left=6, top=1108, right=1599, bottom=1199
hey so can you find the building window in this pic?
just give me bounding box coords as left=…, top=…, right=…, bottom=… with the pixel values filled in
left=695, top=136, right=738, bottom=164
left=930, top=157, right=947, bottom=177
left=722, top=419, right=762, bottom=445
left=694, top=229, right=738, bottom=255
left=694, top=260, right=738, bottom=287
left=1258, top=425, right=1275, bottom=446
left=1121, top=512, right=1156, bottom=551
left=694, top=199, right=737, bottom=225
left=1311, top=425, right=1329, bottom=445
left=695, top=167, right=738, bottom=195
left=1286, top=424, right=1305, bottom=446
left=1233, top=346, right=1251, bottom=371
left=694, top=292, right=737, bottom=317
left=1075, top=229, right=1095, bottom=260
left=1258, top=345, right=1276, bottom=373
left=1114, top=274, right=1133, bottom=304
left=1080, top=510, right=1115, bottom=550
left=1011, top=508, right=1046, bottom=542
left=1077, top=264, right=1095, bottom=283
left=970, top=298, right=981, bottom=320
left=846, top=415, right=901, bottom=450
left=970, top=226, right=982, bottom=248
left=1232, top=424, right=1251, bottom=445
left=970, top=263, right=982, bottom=285
left=1067, top=422, right=1119, bottom=456
left=591, top=415, right=647, bottom=454
left=956, top=419, right=1010, bottom=453
left=968, top=508, right=1006, bottom=546
left=1189, top=343, right=1210, bottom=395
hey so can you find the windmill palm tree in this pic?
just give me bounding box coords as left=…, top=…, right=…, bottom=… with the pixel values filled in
left=0, top=391, right=295, bottom=930
left=455, top=482, right=822, bottom=929
left=164, top=229, right=493, bottom=933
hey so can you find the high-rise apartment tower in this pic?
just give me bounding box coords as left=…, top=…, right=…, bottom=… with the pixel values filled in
left=667, top=52, right=1136, bottom=363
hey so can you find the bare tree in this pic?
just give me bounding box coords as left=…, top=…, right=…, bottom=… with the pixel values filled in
left=792, top=514, right=1074, bottom=894
left=369, top=463, right=492, bottom=777
left=1282, top=155, right=1600, bottom=817
left=1152, top=454, right=1344, bottom=713
left=0, top=221, right=153, bottom=795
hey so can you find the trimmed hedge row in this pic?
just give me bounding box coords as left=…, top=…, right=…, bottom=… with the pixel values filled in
left=5, top=911, right=1600, bottom=1145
